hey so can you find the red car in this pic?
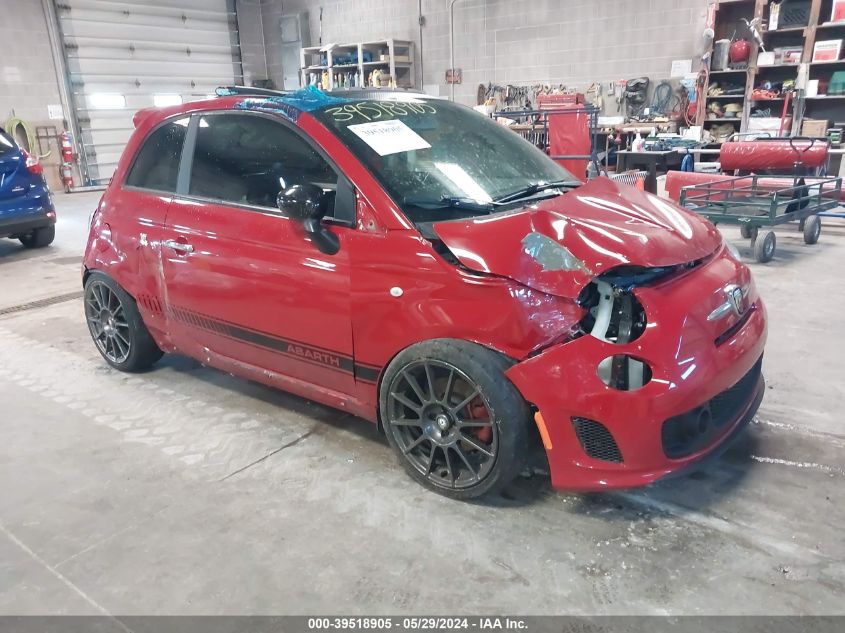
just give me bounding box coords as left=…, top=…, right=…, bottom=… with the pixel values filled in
left=83, top=87, right=767, bottom=500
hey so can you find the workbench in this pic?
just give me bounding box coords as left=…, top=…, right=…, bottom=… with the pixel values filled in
left=615, top=149, right=685, bottom=193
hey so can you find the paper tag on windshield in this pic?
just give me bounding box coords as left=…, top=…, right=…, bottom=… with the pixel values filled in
left=347, top=119, right=431, bottom=156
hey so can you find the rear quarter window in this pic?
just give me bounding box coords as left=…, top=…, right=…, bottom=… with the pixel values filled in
left=124, top=117, right=189, bottom=192
left=0, top=129, right=17, bottom=156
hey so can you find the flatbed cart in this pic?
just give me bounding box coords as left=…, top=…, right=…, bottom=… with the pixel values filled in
left=679, top=173, right=842, bottom=263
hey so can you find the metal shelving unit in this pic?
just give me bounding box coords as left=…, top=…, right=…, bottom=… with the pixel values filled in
left=702, top=0, right=845, bottom=140
left=299, top=39, right=415, bottom=91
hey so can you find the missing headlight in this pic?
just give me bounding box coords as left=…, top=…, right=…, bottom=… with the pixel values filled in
left=577, top=261, right=706, bottom=344
left=578, top=279, right=647, bottom=344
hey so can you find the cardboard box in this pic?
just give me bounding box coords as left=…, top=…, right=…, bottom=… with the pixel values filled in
left=747, top=116, right=790, bottom=137
left=802, top=119, right=829, bottom=137
left=833, top=0, right=845, bottom=22
left=758, top=51, right=776, bottom=65
left=813, top=39, right=842, bottom=62
left=782, top=47, right=804, bottom=63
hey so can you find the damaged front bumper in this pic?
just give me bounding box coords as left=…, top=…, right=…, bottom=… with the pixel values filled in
left=505, top=248, right=767, bottom=491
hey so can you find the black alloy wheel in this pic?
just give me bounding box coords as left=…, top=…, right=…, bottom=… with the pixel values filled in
left=83, top=272, right=163, bottom=372
left=387, top=360, right=498, bottom=489
left=380, top=339, right=532, bottom=500
left=85, top=279, right=132, bottom=364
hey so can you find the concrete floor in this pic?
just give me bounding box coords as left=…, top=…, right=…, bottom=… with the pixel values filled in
left=0, top=191, right=843, bottom=616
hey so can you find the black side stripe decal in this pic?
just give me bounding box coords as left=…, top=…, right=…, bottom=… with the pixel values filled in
left=165, top=305, right=381, bottom=383
left=354, top=363, right=381, bottom=383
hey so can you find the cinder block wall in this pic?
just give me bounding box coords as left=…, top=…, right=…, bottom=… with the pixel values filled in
left=0, top=1, right=65, bottom=189
left=260, top=0, right=709, bottom=105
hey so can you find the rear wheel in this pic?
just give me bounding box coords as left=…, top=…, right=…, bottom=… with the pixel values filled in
left=803, top=214, right=821, bottom=245
left=19, top=225, right=55, bottom=248
left=380, top=339, right=531, bottom=500
left=84, top=272, right=163, bottom=372
left=740, top=224, right=757, bottom=241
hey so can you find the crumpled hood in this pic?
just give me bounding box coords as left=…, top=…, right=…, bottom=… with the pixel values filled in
left=432, top=177, right=721, bottom=298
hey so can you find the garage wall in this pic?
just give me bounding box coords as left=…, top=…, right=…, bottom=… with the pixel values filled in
left=0, top=2, right=63, bottom=125
left=268, top=0, right=709, bottom=104
left=0, top=2, right=66, bottom=189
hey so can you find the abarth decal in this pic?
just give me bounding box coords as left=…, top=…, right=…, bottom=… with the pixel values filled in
left=166, top=305, right=380, bottom=383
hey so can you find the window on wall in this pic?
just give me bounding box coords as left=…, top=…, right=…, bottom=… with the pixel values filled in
left=188, top=113, right=338, bottom=210
left=124, top=117, right=189, bottom=192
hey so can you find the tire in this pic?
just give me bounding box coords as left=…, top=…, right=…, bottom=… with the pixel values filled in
left=740, top=224, right=757, bottom=241
left=379, top=339, right=531, bottom=500
left=19, top=225, right=55, bottom=248
left=83, top=272, right=163, bottom=372
left=753, top=230, right=776, bottom=263
left=803, top=214, right=821, bottom=245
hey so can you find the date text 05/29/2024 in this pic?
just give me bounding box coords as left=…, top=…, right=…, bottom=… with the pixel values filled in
left=307, top=617, right=528, bottom=630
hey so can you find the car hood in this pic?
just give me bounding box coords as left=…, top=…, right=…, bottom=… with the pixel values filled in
left=432, top=177, right=721, bottom=298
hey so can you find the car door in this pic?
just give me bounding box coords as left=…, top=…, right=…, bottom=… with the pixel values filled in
left=161, top=111, right=357, bottom=395
left=106, top=115, right=189, bottom=336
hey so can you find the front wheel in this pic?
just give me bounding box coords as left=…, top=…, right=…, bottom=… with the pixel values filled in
left=380, top=339, right=531, bottom=500
left=753, top=230, right=776, bottom=263
left=84, top=272, right=163, bottom=372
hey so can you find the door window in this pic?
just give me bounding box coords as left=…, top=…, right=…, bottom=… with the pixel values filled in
left=188, top=113, right=338, bottom=211
left=125, top=117, right=189, bottom=192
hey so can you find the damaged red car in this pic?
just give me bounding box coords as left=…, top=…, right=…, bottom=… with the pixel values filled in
left=83, top=87, right=767, bottom=499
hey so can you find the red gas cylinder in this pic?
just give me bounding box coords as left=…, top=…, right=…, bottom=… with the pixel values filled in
left=730, top=39, right=751, bottom=64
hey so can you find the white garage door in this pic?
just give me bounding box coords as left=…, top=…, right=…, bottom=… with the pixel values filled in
left=56, top=0, right=242, bottom=184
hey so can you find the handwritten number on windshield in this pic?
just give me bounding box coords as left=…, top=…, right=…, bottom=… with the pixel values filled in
left=326, top=101, right=437, bottom=122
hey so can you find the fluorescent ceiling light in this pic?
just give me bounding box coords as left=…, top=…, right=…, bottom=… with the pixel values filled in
left=87, top=93, right=125, bottom=109
left=153, top=94, right=182, bottom=107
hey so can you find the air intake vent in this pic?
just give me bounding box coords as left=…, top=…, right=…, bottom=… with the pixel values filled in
left=571, top=417, right=623, bottom=463
left=662, top=357, right=763, bottom=459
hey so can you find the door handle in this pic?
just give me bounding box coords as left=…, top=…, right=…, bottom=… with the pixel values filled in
left=162, top=239, right=194, bottom=254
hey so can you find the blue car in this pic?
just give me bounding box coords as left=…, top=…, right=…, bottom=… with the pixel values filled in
left=0, top=126, right=55, bottom=248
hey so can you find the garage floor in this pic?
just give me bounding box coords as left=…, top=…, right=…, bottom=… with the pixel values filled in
left=1, top=192, right=843, bottom=616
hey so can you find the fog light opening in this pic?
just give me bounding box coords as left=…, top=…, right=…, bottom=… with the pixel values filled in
left=598, top=355, right=652, bottom=391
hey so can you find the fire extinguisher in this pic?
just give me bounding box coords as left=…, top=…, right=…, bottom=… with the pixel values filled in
left=60, top=162, right=74, bottom=192
left=60, top=131, right=75, bottom=163
left=59, top=130, right=75, bottom=192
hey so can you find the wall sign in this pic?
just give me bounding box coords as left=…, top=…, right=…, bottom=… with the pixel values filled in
left=446, top=68, right=462, bottom=84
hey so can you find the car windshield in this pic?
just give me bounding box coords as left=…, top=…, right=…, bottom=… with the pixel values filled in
left=312, top=98, right=578, bottom=223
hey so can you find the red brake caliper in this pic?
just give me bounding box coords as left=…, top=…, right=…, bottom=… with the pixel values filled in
left=468, top=399, right=492, bottom=443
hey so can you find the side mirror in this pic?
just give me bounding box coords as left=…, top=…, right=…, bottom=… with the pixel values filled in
left=277, top=183, right=340, bottom=255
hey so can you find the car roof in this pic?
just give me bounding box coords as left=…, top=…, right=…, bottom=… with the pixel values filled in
left=134, top=86, right=436, bottom=130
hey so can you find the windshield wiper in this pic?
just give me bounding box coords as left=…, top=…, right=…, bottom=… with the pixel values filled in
left=494, top=180, right=579, bottom=204
left=403, top=196, right=499, bottom=212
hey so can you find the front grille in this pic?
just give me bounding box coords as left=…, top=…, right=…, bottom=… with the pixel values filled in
left=572, top=417, right=623, bottom=463
left=662, top=357, right=763, bottom=459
